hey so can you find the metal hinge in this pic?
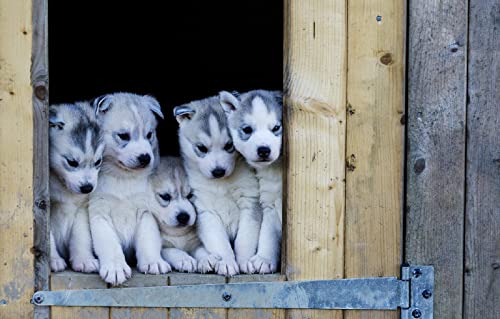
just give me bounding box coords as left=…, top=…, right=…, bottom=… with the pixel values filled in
left=32, top=265, right=433, bottom=318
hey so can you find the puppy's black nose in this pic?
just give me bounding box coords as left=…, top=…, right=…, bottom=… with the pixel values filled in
left=257, top=146, right=271, bottom=159
left=211, top=168, right=226, bottom=178
left=176, top=212, right=190, bottom=225
left=137, top=153, right=151, bottom=167
left=80, top=184, right=94, bottom=194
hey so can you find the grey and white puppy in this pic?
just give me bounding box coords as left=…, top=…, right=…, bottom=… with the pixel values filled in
left=219, top=90, right=283, bottom=273
left=89, top=93, right=168, bottom=285
left=149, top=156, right=217, bottom=273
left=49, top=102, right=104, bottom=273
left=174, top=96, right=261, bottom=276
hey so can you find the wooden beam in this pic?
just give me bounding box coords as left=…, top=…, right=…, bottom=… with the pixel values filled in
left=464, top=0, right=500, bottom=317
left=405, top=1, right=467, bottom=318
left=345, top=0, right=405, bottom=318
left=284, top=0, right=346, bottom=318
left=0, top=0, right=35, bottom=317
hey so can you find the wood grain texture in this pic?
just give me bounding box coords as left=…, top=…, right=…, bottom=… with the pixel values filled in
left=0, top=0, right=35, bottom=317
left=32, top=0, right=50, bottom=318
left=51, top=272, right=109, bottom=319
left=169, top=273, right=226, bottom=319
left=111, top=273, right=169, bottom=319
left=284, top=0, right=346, bottom=318
left=464, top=1, right=500, bottom=318
left=228, top=274, right=285, bottom=319
left=405, top=1, right=467, bottom=318
left=345, top=1, right=405, bottom=319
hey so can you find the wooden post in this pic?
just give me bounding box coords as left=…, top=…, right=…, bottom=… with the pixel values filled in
left=406, top=1, right=467, bottom=318
left=345, top=1, right=405, bottom=319
left=0, top=0, right=35, bottom=318
left=465, top=0, right=500, bottom=317
left=284, top=0, right=346, bottom=319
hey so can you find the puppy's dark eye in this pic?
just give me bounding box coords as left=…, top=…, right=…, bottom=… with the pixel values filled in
left=159, top=193, right=171, bottom=201
left=146, top=131, right=153, bottom=139
left=224, top=142, right=234, bottom=152
left=94, top=158, right=102, bottom=167
left=272, top=124, right=281, bottom=133
left=187, top=192, right=194, bottom=200
left=242, top=126, right=253, bottom=134
left=118, top=133, right=130, bottom=141
left=197, top=144, right=208, bottom=153
left=66, top=158, right=79, bottom=168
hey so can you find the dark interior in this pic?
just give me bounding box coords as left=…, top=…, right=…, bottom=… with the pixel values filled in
left=49, top=0, right=283, bottom=156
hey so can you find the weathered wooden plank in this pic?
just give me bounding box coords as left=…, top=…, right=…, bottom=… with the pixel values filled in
left=51, top=271, right=109, bottom=319
left=345, top=1, right=405, bottom=319
left=228, top=274, right=285, bottom=319
left=405, top=1, right=467, bottom=318
left=169, top=273, right=226, bottom=319
left=284, top=0, right=346, bottom=318
left=464, top=1, right=500, bottom=318
left=0, top=0, right=35, bottom=317
left=32, top=0, right=50, bottom=318
left=111, top=272, right=169, bottom=319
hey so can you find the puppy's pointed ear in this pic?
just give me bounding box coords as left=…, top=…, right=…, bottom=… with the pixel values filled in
left=92, top=95, right=113, bottom=116
left=271, top=91, right=283, bottom=106
left=49, top=107, right=65, bottom=130
left=219, top=91, right=240, bottom=113
left=173, top=105, right=195, bottom=124
left=144, top=95, right=164, bottom=119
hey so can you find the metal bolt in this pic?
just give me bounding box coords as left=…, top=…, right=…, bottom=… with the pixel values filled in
left=33, top=293, right=44, bottom=304
left=412, top=268, right=422, bottom=278
left=376, top=15, right=382, bottom=22
left=222, top=292, right=232, bottom=302
left=0, top=299, right=7, bottom=305
left=422, top=289, right=432, bottom=299
left=412, top=309, right=422, bottom=318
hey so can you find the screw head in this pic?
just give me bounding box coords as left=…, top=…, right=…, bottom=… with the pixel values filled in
left=422, top=289, right=432, bottom=299
left=412, top=268, right=422, bottom=278
left=412, top=309, right=422, bottom=318
left=33, top=293, right=44, bottom=304
left=222, top=292, right=232, bottom=302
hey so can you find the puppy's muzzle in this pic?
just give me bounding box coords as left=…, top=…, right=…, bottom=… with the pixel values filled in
left=79, top=183, right=94, bottom=194
left=137, top=153, right=151, bottom=168
left=211, top=167, right=226, bottom=178
left=257, top=146, right=271, bottom=160
left=176, top=212, right=190, bottom=225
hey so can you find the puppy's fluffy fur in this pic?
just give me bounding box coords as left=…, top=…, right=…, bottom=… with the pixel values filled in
left=149, top=156, right=217, bottom=273
left=49, top=102, right=104, bottom=273
left=220, top=90, right=283, bottom=273
left=89, top=93, right=168, bottom=285
left=174, top=96, right=261, bottom=276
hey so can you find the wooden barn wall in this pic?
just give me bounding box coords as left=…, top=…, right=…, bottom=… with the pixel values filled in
left=406, top=0, right=499, bottom=319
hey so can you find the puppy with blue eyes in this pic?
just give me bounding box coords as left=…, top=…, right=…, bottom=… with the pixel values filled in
left=219, top=90, right=283, bottom=274
left=49, top=102, right=104, bottom=273
left=149, top=156, right=217, bottom=273
left=89, top=93, right=169, bottom=285
left=174, top=95, right=261, bottom=276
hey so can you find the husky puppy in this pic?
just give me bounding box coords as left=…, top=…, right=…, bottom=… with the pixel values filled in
left=49, top=102, right=104, bottom=273
left=174, top=96, right=261, bottom=276
left=219, top=90, right=283, bottom=273
left=149, top=156, right=217, bottom=273
left=89, top=93, right=168, bottom=285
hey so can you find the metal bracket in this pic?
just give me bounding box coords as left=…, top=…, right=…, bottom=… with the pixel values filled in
left=32, top=265, right=433, bottom=317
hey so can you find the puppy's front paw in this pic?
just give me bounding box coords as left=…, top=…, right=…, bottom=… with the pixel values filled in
left=238, top=259, right=257, bottom=274
left=99, top=260, right=132, bottom=285
left=50, top=257, right=67, bottom=272
left=137, top=259, right=171, bottom=275
left=215, top=258, right=239, bottom=276
left=197, top=254, right=221, bottom=273
left=71, top=257, right=99, bottom=273
left=249, top=254, right=278, bottom=274
left=170, top=255, right=197, bottom=273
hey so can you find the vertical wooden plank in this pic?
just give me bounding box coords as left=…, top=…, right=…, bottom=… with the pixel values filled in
left=284, top=0, right=346, bottom=318
left=111, top=273, right=169, bottom=319
left=0, top=0, right=35, bottom=318
left=169, top=273, right=226, bottom=319
left=405, top=1, right=467, bottom=318
left=32, top=0, right=50, bottom=319
left=464, top=1, right=500, bottom=318
left=345, top=1, right=405, bottom=319
left=228, top=274, right=285, bottom=319
left=51, top=272, right=109, bottom=319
